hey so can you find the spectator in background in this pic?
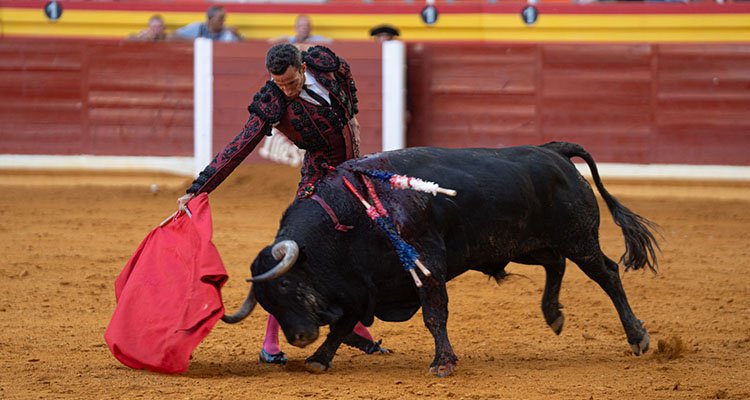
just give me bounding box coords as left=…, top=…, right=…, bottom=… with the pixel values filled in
left=270, top=15, right=332, bottom=47
left=129, top=14, right=167, bottom=41
left=369, top=24, right=400, bottom=43
left=173, top=5, right=241, bottom=42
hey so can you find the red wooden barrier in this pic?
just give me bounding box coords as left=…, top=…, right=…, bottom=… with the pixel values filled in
left=407, top=42, right=750, bottom=166
left=0, top=39, right=194, bottom=157
left=2, top=39, right=748, bottom=169
left=0, top=39, right=383, bottom=165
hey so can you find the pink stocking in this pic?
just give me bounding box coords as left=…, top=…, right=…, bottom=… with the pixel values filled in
left=353, top=322, right=373, bottom=341
left=262, top=314, right=282, bottom=354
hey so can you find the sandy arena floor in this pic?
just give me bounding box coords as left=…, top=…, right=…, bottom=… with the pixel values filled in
left=1, top=165, right=749, bottom=399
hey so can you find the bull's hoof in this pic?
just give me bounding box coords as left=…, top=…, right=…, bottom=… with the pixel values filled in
left=304, top=359, right=330, bottom=374
left=429, top=363, right=456, bottom=377
left=630, top=332, right=650, bottom=356
left=549, top=314, right=564, bottom=335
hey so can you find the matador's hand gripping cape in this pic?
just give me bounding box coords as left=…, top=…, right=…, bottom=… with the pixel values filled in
left=186, top=46, right=360, bottom=197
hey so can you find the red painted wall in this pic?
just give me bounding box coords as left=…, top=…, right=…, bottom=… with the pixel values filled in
left=407, top=42, right=750, bottom=166
left=0, top=39, right=194, bottom=156
left=2, top=39, right=748, bottom=167
left=0, top=39, right=382, bottom=163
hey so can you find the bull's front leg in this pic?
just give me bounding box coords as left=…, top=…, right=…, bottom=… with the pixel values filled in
left=304, top=317, right=358, bottom=373
left=418, top=275, right=458, bottom=377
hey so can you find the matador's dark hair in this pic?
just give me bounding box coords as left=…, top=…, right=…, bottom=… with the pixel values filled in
left=265, top=43, right=303, bottom=75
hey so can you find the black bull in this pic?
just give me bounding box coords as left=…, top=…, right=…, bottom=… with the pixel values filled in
left=223, top=142, right=659, bottom=376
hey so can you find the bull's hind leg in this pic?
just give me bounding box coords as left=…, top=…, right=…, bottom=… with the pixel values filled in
left=569, top=251, right=649, bottom=355
left=515, top=253, right=566, bottom=335
left=542, top=258, right=566, bottom=335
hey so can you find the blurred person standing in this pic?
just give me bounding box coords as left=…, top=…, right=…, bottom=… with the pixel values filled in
left=174, top=5, right=241, bottom=42
left=270, top=15, right=332, bottom=47
left=129, top=14, right=167, bottom=41
left=369, top=24, right=400, bottom=43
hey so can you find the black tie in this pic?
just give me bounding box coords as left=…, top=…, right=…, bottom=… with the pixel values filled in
left=304, top=86, right=330, bottom=107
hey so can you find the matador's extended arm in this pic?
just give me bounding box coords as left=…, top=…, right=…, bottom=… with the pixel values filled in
left=186, top=81, right=288, bottom=195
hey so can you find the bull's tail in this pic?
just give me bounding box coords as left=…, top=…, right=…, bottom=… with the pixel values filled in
left=542, top=141, right=661, bottom=272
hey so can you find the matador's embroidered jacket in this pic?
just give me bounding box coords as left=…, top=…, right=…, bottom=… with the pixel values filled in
left=186, top=46, right=359, bottom=197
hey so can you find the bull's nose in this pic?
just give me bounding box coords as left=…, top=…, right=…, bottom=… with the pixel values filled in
left=290, top=331, right=317, bottom=348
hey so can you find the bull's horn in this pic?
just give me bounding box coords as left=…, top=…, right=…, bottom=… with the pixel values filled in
left=222, top=286, right=257, bottom=324
left=249, top=240, right=299, bottom=283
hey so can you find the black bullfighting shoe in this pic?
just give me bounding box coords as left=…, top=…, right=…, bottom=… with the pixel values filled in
left=343, top=333, right=392, bottom=355
left=259, top=349, right=288, bottom=365
left=364, top=339, right=391, bottom=355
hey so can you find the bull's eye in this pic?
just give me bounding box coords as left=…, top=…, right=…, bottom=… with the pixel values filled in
left=279, top=279, right=290, bottom=292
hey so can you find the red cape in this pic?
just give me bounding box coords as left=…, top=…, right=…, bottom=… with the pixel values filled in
left=104, top=193, right=228, bottom=374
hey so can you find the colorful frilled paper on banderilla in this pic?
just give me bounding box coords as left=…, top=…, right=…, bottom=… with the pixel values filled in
left=342, top=171, right=457, bottom=287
